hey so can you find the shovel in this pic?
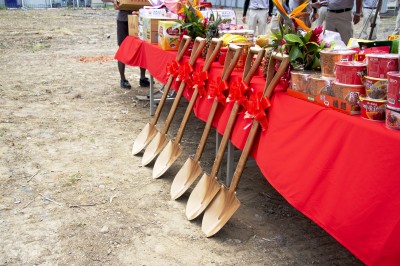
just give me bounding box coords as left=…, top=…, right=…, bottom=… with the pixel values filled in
left=152, top=38, right=223, bottom=179
left=132, top=35, right=193, bottom=155
left=169, top=44, right=244, bottom=200
left=201, top=52, right=290, bottom=237
left=141, top=37, right=206, bottom=166
left=185, top=47, right=266, bottom=220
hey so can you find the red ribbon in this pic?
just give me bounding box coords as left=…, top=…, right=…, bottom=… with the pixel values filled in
left=244, top=92, right=271, bottom=130
left=176, top=62, right=194, bottom=85
left=166, top=60, right=180, bottom=78
left=226, top=78, right=250, bottom=106
left=191, top=70, right=208, bottom=96
left=207, top=78, right=229, bottom=105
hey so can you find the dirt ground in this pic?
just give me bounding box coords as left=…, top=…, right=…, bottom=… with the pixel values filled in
left=0, top=7, right=396, bottom=265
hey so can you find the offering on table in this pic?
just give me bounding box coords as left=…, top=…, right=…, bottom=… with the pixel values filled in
left=387, top=71, right=400, bottom=110
left=335, top=61, right=367, bottom=85
left=359, top=95, right=387, bottom=121
left=363, top=76, right=388, bottom=100
left=386, top=106, right=400, bottom=130
left=365, top=53, right=399, bottom=79
left=320, top=49, right=356, bottom=77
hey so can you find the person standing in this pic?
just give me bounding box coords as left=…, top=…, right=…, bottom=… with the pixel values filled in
left=312, top=5, right=327, bottom=27
left=325, top=0, right=363, bottom=45
left=242, top=0, right=274, bottom=35
left=359, top=0, right=380, bottom=40
left=113, top=0, right=150, bottom=89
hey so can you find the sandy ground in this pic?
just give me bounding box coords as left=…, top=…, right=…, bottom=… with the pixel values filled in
left=0, top=7, right=396, bottom=265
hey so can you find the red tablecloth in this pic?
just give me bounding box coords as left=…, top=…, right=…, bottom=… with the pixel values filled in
left=115, top=37, right=400, bottom=266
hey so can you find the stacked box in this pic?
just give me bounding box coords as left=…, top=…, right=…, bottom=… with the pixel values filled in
left=128, top=15, right=139, bottom=37
left=118, top=0, right=151, bottom=11
left=158, top=21, right=181, bottom=50
left=138, top=8, right=176, bottom=44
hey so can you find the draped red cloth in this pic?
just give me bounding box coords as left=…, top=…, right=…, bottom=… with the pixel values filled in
left=115, top=37, right=400, bottom=266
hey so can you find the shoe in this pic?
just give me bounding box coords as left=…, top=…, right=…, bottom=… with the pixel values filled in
left=120, top=80, right=131, bottom=89
left=139, top=77, right=150, bottom=88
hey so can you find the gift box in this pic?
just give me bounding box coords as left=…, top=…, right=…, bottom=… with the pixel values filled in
left=119, top=0, right=151, bottom=11
left=158, top=21, right=181, bottom=50
left=128, top=14, right=139, bottom=37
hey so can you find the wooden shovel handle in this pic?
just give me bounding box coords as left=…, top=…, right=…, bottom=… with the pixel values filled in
left=209, top=102, right=240, bottom=177
left=160, top=38, right=207, bottom=135
left=191, top=43, right=242, bottom=163
left=174, top=39, right=222, bottom=143
left=149, top=35, right=193, bottom=125
left=228, top=51, right=290, bottom=192
left=221, top=44, right=243, bottom=81
left=189, top=37, right=206, bottom=66
left=207, top=48, right=265, bottom=176
left=202, top=38, right=223, bottom=71
left=228, top=120, right=260, bottom=192
left=177, top=35, right=192, bottom=61
left=174, top=87, right=199, bottom=143
left=243, top=47, right=265, bottom=84
left=264, top=51, right=290, bottom=98
left=150, top=76, right=174, bottom=125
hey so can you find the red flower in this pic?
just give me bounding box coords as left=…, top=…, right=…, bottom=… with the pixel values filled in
left=309, top=25, right=323, bottom=44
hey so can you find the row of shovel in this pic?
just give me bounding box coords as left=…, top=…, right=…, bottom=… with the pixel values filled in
left=131, top=35, right=290, bottom=237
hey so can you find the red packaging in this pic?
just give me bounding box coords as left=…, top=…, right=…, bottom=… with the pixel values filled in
left=386, top=106, right=400, bottom=130
left=335, top=61, right=367, bottom=85
left=366, top=53, right=399, bottom=79
left=363, top=76, right=388, bottom=100
left=359, top=95, right=387, bottom=121
left=387, top=71, right=400, bottom=110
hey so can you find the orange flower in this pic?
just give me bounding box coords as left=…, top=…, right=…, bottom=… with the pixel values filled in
left=272, top=0, right=311, bottom=32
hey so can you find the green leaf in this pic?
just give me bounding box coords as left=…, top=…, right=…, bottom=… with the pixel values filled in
left=289, top=46, right=302, bottom=61
left=284, top=34, right=303, bottom=44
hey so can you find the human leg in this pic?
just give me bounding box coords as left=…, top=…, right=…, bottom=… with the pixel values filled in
left=334, top=11, right=353, bottom=45
left=247, top=9, right=258, bottom=34
left=255, top=9, right=268, bottom=35
left=117, top=20, right=131, bottom=89
left=139, top=67, right=150, bottom=87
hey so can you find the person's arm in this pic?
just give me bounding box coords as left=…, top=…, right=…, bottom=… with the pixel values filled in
left=353, top=0, right=362, bottom=24
left=267, top=0, right=273, bottom=23
left=113, top=0, right=120, bottom=10
left=243, top=0, right=250, bottom=23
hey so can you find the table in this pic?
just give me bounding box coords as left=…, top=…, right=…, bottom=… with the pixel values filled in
left=115, top=36, right=400, bottom=266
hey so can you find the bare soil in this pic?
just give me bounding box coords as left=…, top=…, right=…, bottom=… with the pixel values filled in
left=2, top=7, right=394, bottom=265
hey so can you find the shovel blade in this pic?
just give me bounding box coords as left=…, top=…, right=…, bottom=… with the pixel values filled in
left=152, top=140, right=182, bottom=179
left=202, top=186, right=240, bottom=237
left=185, top=173, right=221, bottom=220
left=132, top=123, right=157, bottom=155
left=170, top=158, right=203, bottom=200
left=141, top=132, right=167, bottom=166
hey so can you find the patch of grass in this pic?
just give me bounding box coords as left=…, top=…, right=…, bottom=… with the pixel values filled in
left=32, top=42, right=48, bottom=52
left=68, top=171, right=82, bottom=184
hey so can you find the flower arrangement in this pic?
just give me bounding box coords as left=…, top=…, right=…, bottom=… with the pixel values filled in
left=175, top=0, right=229, bottom=40
left=267, top=0, right=332, bottom=70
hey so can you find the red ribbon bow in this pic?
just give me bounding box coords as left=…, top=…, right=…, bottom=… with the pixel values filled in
left=191, top=70, right=208, bottom=96
left=207, top=78, right=229, bottom=105
left=166, top=60, right=180, bottom=78
left=226, top=78, right=250, bottom=106
left=176, top=62, right=194, bottom=86
left=244, top=92, right=271, bottom=130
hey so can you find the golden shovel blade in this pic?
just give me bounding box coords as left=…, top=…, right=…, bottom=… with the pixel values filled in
left=185, top=173, right=221, bottom=220
left=141, top=132, right=168, bottom=166
left=131, top=123, right=157, bottom=155
left=201, top=185, right=240, bottom=237
left=170, top=157, right=203, bottom=200
left=152, top=140, right=182, bottom=179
